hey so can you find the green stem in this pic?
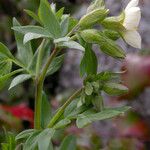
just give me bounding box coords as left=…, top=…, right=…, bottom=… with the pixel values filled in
left=47, top=88, right=82, bottom=128
left=12, top=59, right=33, bottom=76
left=39, top=47, right=58, bottom=82
left=67, top=24, right=79, bottom=37
left=34, top=79, right=43, bottom=129
left=34, top=47, right=58, bottom=129
left=70, top=35, right=77, bottom=41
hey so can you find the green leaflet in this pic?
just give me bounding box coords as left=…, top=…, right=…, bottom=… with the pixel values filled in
left=58, top=41, right=85, bottom=51
left=56, top=7, right=65, bottom=21
left=23, top=129, right=55, bottom=150
left=24, top=9, right=42, bottom=24
left=13, top=18, right=33, bottom=66
left=1, top=132, right=16, bottom=150
left=80, top=44, right=98, bottom=77
left=15, top=129, right=35, bottom=141
left=103, top=82, right=128, bottom=96
left=28, top=40, right=52, bottom=74
left=46, top=54, right=64, bottom=76
left=59, top=135, right=76, bottom=150
left=12, top=25, right=52, bottom=43
left=0, top=69, right=23, bottom=90
left=85, top=82, right=93, bottom=96
left=9, top=74, right=32, bottom=90
left=60, top=15, right=69, bottom=36
left=38, top=0, right=61, bottom=38
left=41, top=91, right=52, bottom=128
left=53, top=119, right=71, bottom=129
left=76, top=106, right=131, bottom=128
left=0, top=43, right=14, bottom=78
left=0, top=59, right=12, bottom=76
left=0, top=42, right=14, bottom=59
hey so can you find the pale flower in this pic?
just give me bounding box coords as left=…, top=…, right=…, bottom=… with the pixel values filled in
left=123, top=0, right=141, bottom=49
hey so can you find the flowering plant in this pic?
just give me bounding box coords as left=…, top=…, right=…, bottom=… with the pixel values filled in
left=0, top=0, right=141, bottom=149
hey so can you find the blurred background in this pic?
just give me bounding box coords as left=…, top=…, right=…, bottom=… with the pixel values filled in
left=0, top=0, right=150, bottom=149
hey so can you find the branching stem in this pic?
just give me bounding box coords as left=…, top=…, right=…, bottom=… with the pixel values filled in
left=34, top=47, right=58, bottom=129
left=47, top=88, right=82, bottom=128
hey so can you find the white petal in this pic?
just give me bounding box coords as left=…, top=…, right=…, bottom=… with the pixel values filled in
left=125, top=0, right=139, bottom=11
left=124, top=7, right=141, bottom=30
left=123, top=30, right=141, bottom=48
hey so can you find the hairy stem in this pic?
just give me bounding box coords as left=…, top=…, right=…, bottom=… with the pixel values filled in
left=34, top=79, right=43, bottom=129
left=67, top=24, right=79, bottom=37
left=39, top=47, right=58, bottom=83
left=34, top=47, right=58, bottom=129
left=47, top=88, right=83, bottom=128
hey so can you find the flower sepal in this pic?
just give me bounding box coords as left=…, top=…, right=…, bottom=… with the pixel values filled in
left=101, top=12, right=125, bottom=32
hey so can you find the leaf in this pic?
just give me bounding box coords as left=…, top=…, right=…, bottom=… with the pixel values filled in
left=92, top=94, right=103, bottom=111
left=23, top=131, right=40, bottom=150
left=47, top=54, right=64, bottom=76
left=76, top=106, right=131, bottom=128
left=2, top=132, right=16, bottom=150
left=12, top=25, right=52, bottom=41
left=66, top=105, right=90, bottom=120
left=54, top=37, right=70, bottom=44
left=38, top=0, right=61, bottom=38
left=90, top=71, right=120, bottom=82
left=60, top=15, right=69, bottom=36
left=1, top=144, right=8, bottom=150
left=96, top=72, right=113, bottom=81
left=15, top=129, right=35, bottom=141
left=54, top=119, right=71, bottom=129
left=0, top=42, right=14, bottom=59
left=79, top=9, right=108, bottom=28
left=0, top=69, right=23, bottom=90
left=23, top=128, right=55, bottom=150
left=0, top=43, right=13, bottom=77
left=9, top=74, right=32, bottom=90
left=37, top=129, right=55, bottom=150
left=103, top=83, right=128, bottom=96
left=0, top=59, right=12, bottom=76
left=13, top=18, right=33, bottom=66
left=28, top=40, right=52, bottom=74
left=24, top=9, right=42, bottom=24
left=24, top=32, right=49, bottom=44
left=85, top=82, right=93, bottom=96
left=41, top=91, right=51, bottom=128
left=80, top=29, right=125, bottom=59
left=23, top=129, right=54, bottom=150
left=59, top=135, right=76, bottom=150
left=27, top=49, right=38, bottom=74
left=64, top=101, right=77, bottom=117
left=58, top=41, right=85, bottom=51
left=56, top=7, right=65, bottom=21
left=80, top=44, right=97, bottom=76
left=68, top=17, right=78, bottom=32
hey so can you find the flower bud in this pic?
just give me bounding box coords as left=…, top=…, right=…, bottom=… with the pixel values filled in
left=79, top=9, right=109, bottom=28
left=80, top=29, right=126, bottom=59
left=101, top=13, right=125, bottom=32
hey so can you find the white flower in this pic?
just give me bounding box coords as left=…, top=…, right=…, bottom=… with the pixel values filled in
left=123, top=0, right=141, bottom=49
